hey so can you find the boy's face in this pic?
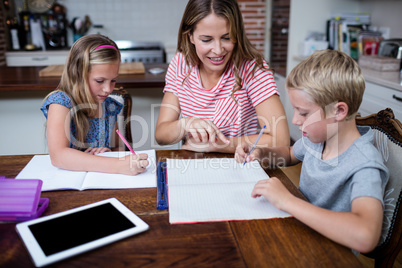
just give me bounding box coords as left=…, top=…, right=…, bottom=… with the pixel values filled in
left=288, top=88, right=335, bottom=143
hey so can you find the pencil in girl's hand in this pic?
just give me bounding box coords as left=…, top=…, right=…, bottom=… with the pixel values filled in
left=116, top=129, right=136, bottom=155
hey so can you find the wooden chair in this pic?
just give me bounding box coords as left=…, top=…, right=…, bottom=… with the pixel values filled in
left=109, top=87, right=133, bottom=151
left=356, top=108, right=402, bottom=268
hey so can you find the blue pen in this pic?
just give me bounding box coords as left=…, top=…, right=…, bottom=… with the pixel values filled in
left=243, top=125, right=266, bottom=165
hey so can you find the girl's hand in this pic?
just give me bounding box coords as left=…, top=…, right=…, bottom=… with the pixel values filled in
left=118, top=153, right=149, bottom=176
left=235, top=143, right=262, bottom=164
left=84, top=147, right=111, bottom=155
left=251, top=177, right=293, bottom=211
left=183, top=117, right=229, bottom=144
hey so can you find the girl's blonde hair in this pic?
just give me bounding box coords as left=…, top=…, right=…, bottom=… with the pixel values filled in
left=177, top=0, right=270, bottom=97
left=49, top=34, right=120, bottom=148
left=286, top=49, right=365, bottom=119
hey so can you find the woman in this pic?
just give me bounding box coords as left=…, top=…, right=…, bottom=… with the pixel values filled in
left=155, top=0, right=289, bottom=153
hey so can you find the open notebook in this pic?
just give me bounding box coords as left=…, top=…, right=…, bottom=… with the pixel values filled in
left=16, top=150, right=156, bottom=191
left=167, top=158, right=291, bottom=224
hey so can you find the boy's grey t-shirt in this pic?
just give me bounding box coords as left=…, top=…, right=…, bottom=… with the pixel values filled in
left=292, top=126, right=389, bottom=211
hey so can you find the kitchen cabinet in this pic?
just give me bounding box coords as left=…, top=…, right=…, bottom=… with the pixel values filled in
left=6, top=51, right=69, bottom=66
left=359, top=80, right=402, bottom=121
left=359, top=68, right=402, bottom=121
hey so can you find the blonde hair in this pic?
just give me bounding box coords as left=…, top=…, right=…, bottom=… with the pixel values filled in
left=286, top=49, right=365, bottom=119
left=177, top=0, right=269, bottom=97
left=47, top=34, right=120, bottom=148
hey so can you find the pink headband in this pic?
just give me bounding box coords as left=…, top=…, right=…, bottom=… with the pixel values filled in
left=95, top=45, right=118, bottom=50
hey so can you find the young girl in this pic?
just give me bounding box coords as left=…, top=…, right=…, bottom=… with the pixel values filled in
left=41, top=34, right=148, bottom=175
left=155, top=0, right=290, bottom=153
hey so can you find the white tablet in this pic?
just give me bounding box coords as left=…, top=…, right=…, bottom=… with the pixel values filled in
left=16, top=198, right=149, bottom=267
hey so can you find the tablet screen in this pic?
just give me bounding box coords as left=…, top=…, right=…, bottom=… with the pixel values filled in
left=28, top=203, right=135, bottom=256
left=16, top=198, right=149, bottom=267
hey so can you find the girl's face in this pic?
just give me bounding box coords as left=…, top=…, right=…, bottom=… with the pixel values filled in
left=288, top=88, right=333, bottom=143
left=88, top=62, right=119, bottom=103
left=189, top=13, right=235, bottom=76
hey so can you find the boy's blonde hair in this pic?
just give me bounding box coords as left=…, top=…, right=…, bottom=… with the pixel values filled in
left=286, top=49, right=365, bottom=119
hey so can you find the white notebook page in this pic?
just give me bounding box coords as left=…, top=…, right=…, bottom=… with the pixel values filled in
left=16, top=150, right=156, bottom=191
left=167, top=158, right=291, bottom=224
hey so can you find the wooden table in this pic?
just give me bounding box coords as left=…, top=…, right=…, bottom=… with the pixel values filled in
left=0, top=63, right=167, bottom=92
left=0, top=150, right=362, bottom=267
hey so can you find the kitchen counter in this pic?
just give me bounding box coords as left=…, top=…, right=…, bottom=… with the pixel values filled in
left=2, top=63, right=400, bottom=92
left=361, top=68, right=402, bottom=92
left=0, top=63, right=168, bottom=92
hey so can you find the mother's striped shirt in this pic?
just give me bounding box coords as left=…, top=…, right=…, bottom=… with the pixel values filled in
left=164, top=53, right=279, bottom=137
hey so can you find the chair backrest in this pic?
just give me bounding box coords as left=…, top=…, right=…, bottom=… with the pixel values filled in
left=109, top=88, right=133, bottom=150
left=357, top=108, right=402, bottom=268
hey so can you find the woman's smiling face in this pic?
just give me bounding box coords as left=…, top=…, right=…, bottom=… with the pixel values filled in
left=189, top=12, right=235, bottom=76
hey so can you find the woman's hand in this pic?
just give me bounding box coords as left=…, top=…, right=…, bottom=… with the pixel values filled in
left=117, top=153, right=149, bottom=176
left=180, top=117, right=230, bottom=152
left=84, top=147, right=111, bottom=155
left=183, top=117, right=229, bottom=144
left=181, top=135, right=231, bottom=152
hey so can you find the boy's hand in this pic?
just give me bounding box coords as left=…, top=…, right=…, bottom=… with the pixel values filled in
left=251, top=177, right=293, bottom=211
left=235, top=143, right=262, bottom=164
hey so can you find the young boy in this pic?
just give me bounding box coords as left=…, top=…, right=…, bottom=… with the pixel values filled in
left=235, top=49, right=389, bottom=253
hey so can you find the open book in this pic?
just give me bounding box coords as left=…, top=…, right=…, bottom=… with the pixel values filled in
left=16, top=150, right=156, bottom=191
left=167, top=158, right=291, bottom=224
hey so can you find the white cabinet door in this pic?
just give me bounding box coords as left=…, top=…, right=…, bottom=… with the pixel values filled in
left=6, top=51, right=69, bottom=66
left=359, top=82, right=402, bottom=121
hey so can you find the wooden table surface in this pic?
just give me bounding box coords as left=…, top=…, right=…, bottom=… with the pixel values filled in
left=0, top=150, right=362, bottom=267
left=0, top=63, right=167, bottom=92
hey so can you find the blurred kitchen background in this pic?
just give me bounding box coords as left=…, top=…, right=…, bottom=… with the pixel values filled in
left=0, top=0, right=402, bottom=157
left=0, top=0, right=269, bottom=65
left=0, top=0, right=401, bottom=71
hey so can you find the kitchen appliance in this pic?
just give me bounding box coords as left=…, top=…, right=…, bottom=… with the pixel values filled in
left=115, top=40, right=165, bottom=63
left=378, top=39, right=402, bottom=59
